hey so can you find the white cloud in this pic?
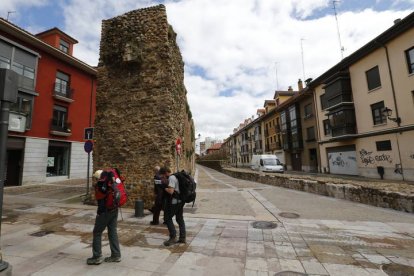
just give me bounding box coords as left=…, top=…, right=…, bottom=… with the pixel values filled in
left=4, top=0, right=412, bottom=140
left=0, top=0, right=47, bottom=15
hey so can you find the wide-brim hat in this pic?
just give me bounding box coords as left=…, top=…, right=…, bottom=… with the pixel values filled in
left=93, top=170, right=103, bottom=179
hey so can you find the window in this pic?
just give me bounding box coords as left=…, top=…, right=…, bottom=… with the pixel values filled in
left=366, top=66, right=381, bottom=91
left=47, top=141, right=70, bottom=177
left=52, top=105, right=69, bottom=131
left=376, top=140, right=392, bottom=151
left=55, top=71, right=70, bottom=96
left=306, top=126, right=315, bottom=141
left=323, top=119, right=331, bottom=136
left=406, top=46, right=414, bottom=74
left=10, top=94, right=34, bottom=129
left=371, top=101, right=386, bottom=125
left=11, top=61, right=35, bottom=79
left=0, top=55, right=10, bottom=69
left=304, top=103, right=313, bottom=118
left=59, top=39, right=69, bottom=53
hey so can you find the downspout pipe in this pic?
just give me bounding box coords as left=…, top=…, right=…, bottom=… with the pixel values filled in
left=376, top=40, right=400, bottom=127
left=375, top=40, right=404, bottom=180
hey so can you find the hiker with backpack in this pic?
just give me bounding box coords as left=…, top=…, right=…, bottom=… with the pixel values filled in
left=159, top=166, right=187, bottom=246
left=87, top=168, right=127, bottom=265
left=150, top=165, right=167, bottom=225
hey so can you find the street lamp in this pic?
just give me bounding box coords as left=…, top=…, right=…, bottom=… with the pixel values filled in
left=0, top=69, right=18, bottom=274
left=382, top=107, right=401, bottom=124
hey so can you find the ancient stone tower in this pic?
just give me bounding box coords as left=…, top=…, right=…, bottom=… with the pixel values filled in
left=94, top=5, right=195, bottom=207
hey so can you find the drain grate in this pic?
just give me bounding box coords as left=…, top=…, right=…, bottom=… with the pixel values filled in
left=278, top=212, right=300, bottom=219
left=30, top=230, right=55, bottom=237
left=200, top=199, right=209, bottom=202
left=275, top=272, right=308, bottom=276
left=252, top=221, right=277, bottom=229
left=382, top=263, right=414, bottom=276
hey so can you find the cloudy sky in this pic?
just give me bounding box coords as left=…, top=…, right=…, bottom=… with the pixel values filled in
left=1, top=0, right=413, bottom=141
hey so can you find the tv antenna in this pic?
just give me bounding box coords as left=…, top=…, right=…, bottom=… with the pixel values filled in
left=6, top=11, right=16, bottom=21
left=300, top=38, right=306, bottom=82
left=274, top=61, right=279, bottom=90
left=332, top=1, right=344, bottom=59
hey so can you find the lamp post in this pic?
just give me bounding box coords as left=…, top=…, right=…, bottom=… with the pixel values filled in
left=0, top=69, right=18, bottom=274
left=382, top=107, right=401, bottom=124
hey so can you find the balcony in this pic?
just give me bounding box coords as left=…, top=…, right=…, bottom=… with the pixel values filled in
left=50, top=119, right=72, bottom=137
left=327, top=107, right=357, bottom=138
left=323, top=71, right=353, bottom=110
left=53, top=83, right=74, bottom=103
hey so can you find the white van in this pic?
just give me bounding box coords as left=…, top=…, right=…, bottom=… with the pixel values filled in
left=250, top=154, right=284, bottom=173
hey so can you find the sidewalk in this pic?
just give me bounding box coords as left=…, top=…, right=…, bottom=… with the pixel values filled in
left=2, top=166, right=414, bottom=275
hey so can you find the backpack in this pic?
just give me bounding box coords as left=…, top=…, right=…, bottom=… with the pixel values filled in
left=173, top=170, right=197, bottom=206
left=95, top=168, right=128, bottom=209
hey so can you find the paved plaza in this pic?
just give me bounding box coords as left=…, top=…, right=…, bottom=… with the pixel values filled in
left=2, top=165, right=414, bottom=275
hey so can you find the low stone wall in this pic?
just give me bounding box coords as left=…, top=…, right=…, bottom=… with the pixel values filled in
left=222, top=168, right=414, bottom=213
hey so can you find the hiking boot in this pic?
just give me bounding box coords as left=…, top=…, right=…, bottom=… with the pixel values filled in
left=104, top=256, right=121, bottom=263
left=163, top=237, right=177, bottom=246
left=150, top=221, right=159, bottom=225
left=177, top=237, right=186, bottom=244
left=87, top=256, right=104, bottom=265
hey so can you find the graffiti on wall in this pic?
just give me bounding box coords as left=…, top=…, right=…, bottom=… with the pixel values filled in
left=359, top=149, right=392, bottom=167
left=328, top=151, right=358, bottom=175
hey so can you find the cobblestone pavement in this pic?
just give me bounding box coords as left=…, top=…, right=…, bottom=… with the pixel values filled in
left=2, top=165, right=414, bottom=275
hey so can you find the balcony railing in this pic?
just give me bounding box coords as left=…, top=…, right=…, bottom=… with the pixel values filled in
left=50, top=119, right=72, bottom=136
left=53, top=83, right=74, bottom=101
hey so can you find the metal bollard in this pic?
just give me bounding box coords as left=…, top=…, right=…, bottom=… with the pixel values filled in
left=134, top=199, right=144, bottom=217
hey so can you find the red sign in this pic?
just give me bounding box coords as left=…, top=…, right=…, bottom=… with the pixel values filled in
left=176, top=138, right=182, bottom=155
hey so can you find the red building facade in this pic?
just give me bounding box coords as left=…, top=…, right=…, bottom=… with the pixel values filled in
left=0, top=19, right=96, bottom=185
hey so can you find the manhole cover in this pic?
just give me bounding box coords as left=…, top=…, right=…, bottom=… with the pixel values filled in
left=275, top=272, right=308, bottom=276
left=252, top=221, right=277, bottom=229
left=253, top=188, right=263, bottom=191
left=278, top=212, right=300, bottom=219
left=30, top=230, right=55, bottom=237
left=382, top=263, right=414, bottom=276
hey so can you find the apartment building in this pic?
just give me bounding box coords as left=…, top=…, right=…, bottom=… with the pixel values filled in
left=1, top=19, right=97, bottom=185
left=312, top=12, right=414, bottom=180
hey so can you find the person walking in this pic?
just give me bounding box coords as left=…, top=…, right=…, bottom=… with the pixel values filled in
left=87, top=169, right=122, bottom=265
left=150, top=165, right=166, bottom=225
left=159, top=166, right=186, bottom=246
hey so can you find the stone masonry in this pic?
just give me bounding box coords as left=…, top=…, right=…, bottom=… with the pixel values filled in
left=94, top=5, right=195, bottom=207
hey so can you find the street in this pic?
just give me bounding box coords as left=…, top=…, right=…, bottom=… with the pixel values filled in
left=2, top=165, right=414, bottom=275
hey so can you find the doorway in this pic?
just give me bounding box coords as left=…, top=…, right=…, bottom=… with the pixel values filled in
left=309, top=148, right=318, bottom=172
left=291, top=152, right=302, bottom=171
left=6, top=150, right=23, bottom=186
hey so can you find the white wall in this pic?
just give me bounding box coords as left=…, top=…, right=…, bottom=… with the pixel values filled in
left=22, top=138, right=48, bottom=185
left=70, top=141, right=93, bottom=179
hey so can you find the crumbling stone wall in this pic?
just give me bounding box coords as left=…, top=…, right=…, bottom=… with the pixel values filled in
left=94, top=5, right=195, bottom=207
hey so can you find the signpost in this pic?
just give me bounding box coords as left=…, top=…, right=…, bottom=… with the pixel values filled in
left=175, top=138, right=181, bottom=172
left=84, top=140, right=93, bottom=201
left=84, top=127, right=94, bottom=140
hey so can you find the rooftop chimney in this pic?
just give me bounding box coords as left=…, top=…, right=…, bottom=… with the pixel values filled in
left=394, top=18, right=401, bottom=24
left=288, top=86, right=293, bottom=92
left=298, top=79, right=303, bottom=91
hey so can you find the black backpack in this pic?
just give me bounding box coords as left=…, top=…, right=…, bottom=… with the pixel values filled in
left=174, top=170, right=197, bottom=206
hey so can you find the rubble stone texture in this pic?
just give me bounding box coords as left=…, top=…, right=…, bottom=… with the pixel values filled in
left=94, top=5, right=195, bottom=207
